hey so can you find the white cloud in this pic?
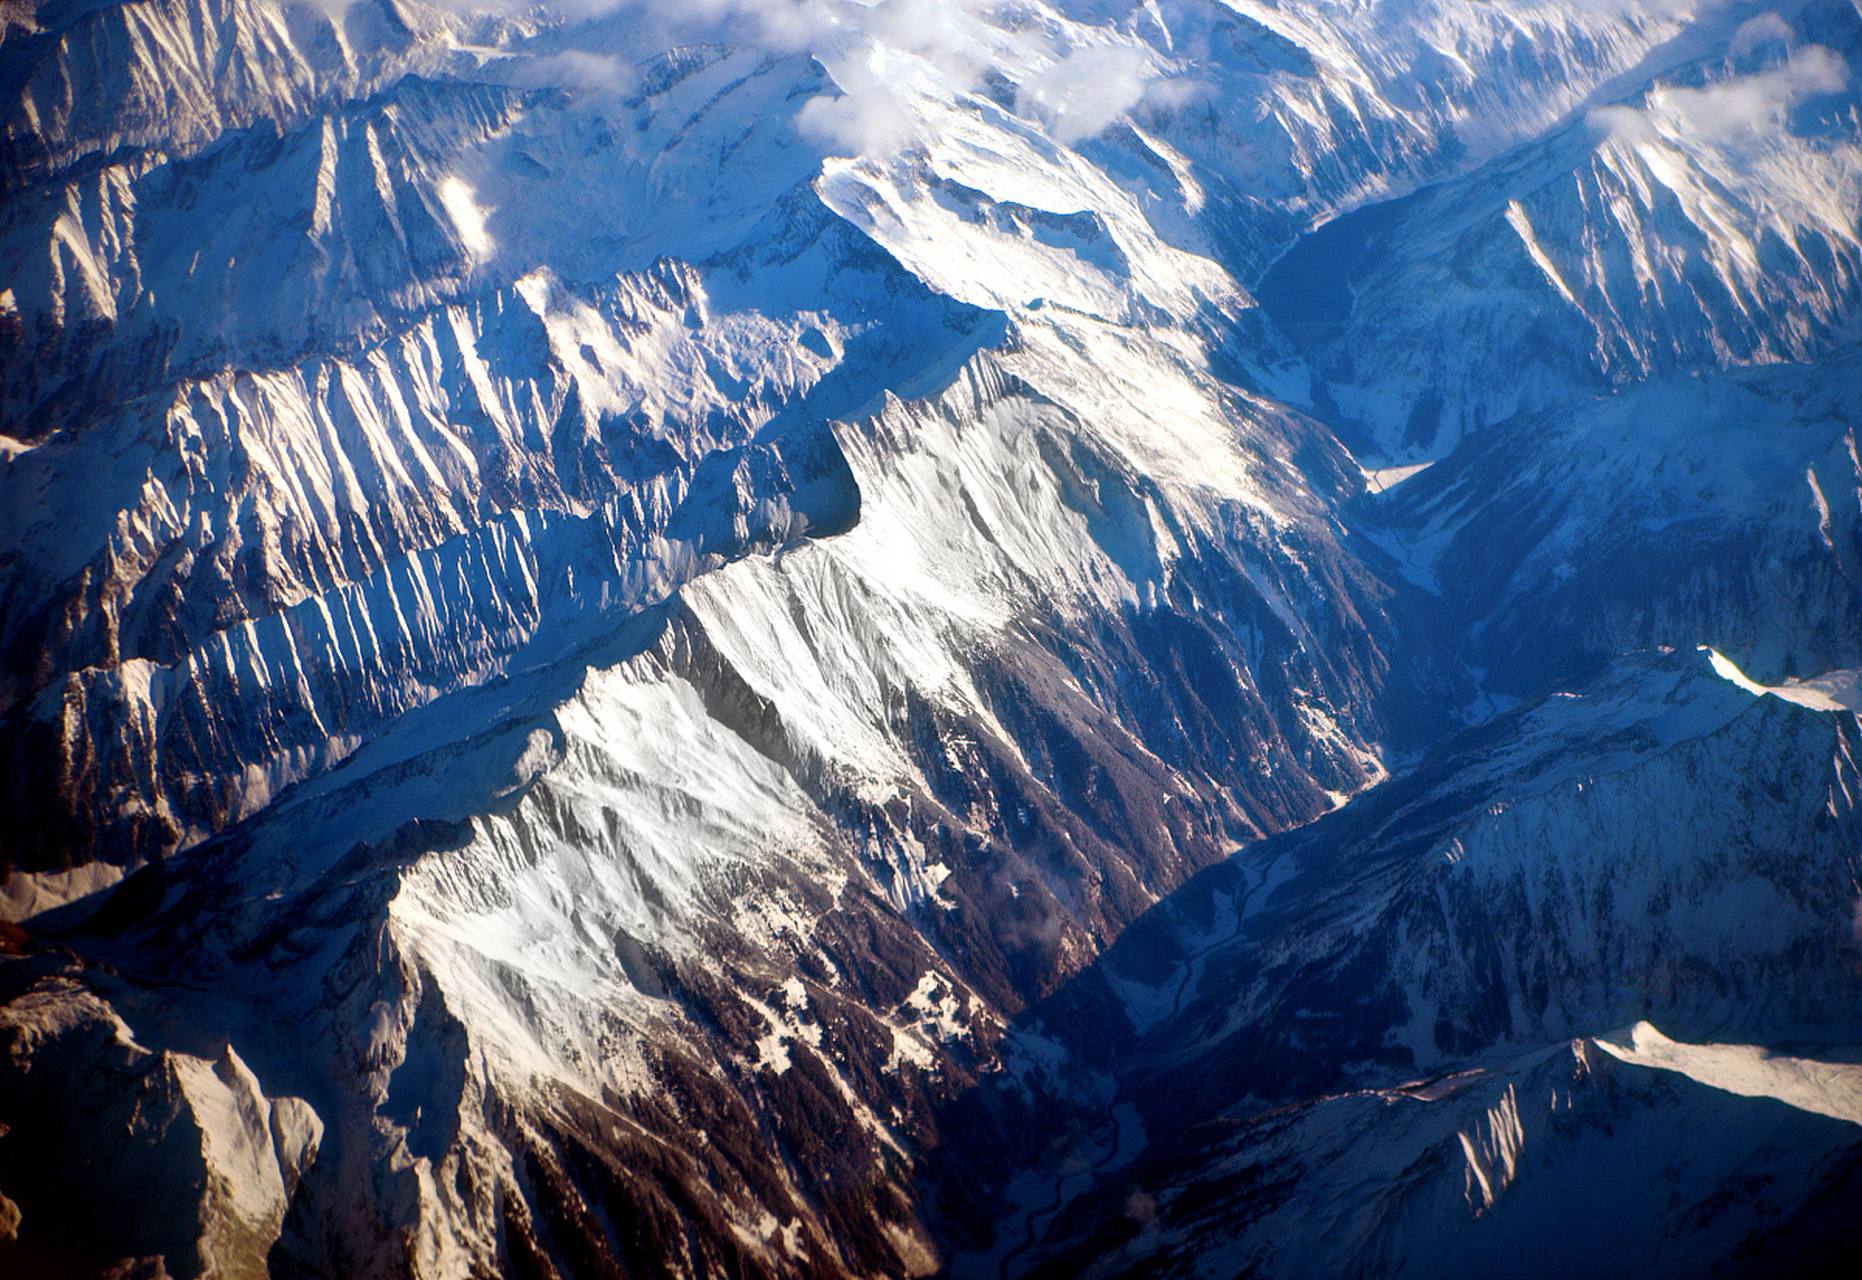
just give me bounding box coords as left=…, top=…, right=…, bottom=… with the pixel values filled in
left=1529, top=0, right=1711, bottom=18
left=1729, top=12, right=1794, bottom=59
left=1589, top=43, right=1847, bottom=142
left=510, top=49, right=636, bottom=94
left=1586, top=101, right=1656, bottom=142
left=859, top=0, right=1000, bottom=67
left=1663, top=44, right=1846, bottom=136
left=785, top=0, right=1002, bottom=154
left=354, top=0, right=1170, bottom=157
left=797, top=80, right=921, bottom=156
left=763, top=1, right=1169, bottom=154
left=1020, top=43, right=1152, bottom=145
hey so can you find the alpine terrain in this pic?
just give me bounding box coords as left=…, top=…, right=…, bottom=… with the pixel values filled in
left=2, top=0, right=1861, bottom=1275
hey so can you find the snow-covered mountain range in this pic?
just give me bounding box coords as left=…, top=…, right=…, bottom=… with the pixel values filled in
left=2, top=0, right=1860, bottom=1275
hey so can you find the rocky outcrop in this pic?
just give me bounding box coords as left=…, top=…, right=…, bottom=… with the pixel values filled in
left=0, top=959, right=322, bottom=1279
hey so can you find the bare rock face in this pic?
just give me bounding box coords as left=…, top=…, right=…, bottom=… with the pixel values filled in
left=0, top=962, right=321, bottom=1278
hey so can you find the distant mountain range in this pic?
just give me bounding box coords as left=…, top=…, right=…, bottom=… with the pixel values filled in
left=2, top=0, right=1860, bottom=1275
